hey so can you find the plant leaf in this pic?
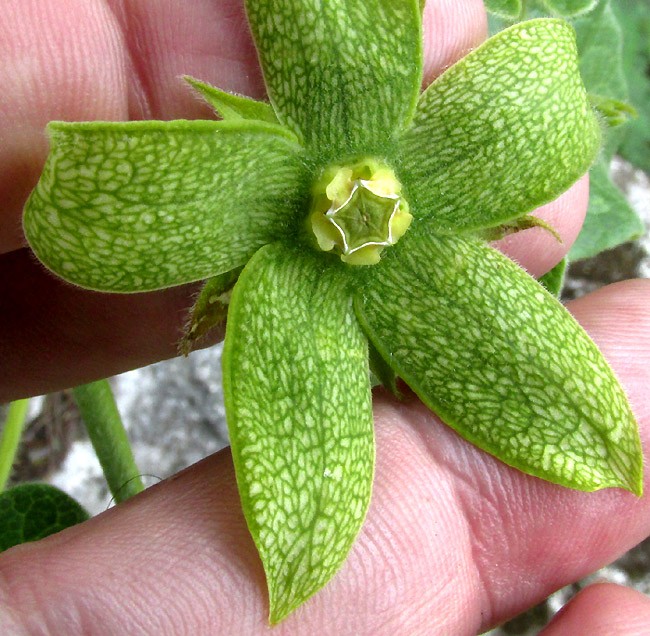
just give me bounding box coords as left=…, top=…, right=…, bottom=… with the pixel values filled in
left=484, top=0, right=522, bottom=20
left=184, top=76, right=279, bottom=123
left=574, top=0, right=628, bottom=161
left=537, top=257, right=568, bottom=296
left=23, top=120, right=311, bottom=292
left=223, top=243, right=374, bottom=623
left=541, top=0, right=599, bottom=18
left=396, top=19, right=601, bottom=234
left=568, top=0, right=644, bottom=258
left=355, top=231, right=642, bottom=494
left=0, top=484, right=89, bottom=552
left=611, top=0, right=650, bottom=174
left=570, top=159, right=645, bottom=260
left=245, top=0, right=422, bottom=161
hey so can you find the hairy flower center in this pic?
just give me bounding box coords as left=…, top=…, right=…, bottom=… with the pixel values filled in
left=308, top=157, right=412, bottom=265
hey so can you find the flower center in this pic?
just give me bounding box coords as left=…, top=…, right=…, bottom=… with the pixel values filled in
left=308, top=157, right=412, bottom=265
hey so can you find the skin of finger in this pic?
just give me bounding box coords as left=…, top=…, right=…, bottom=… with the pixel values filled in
left=537, top=583, right=650, bottom=636
left=1, top=280, right=649, bottom=636
left=0, top=248, right=215, bottom=403
left=0, top=0, right=128, bottom=254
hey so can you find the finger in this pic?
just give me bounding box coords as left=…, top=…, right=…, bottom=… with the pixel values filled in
left=0, top=0, right=128, bottom=253
left=538, top=583, right=650, bottom=636
left=1, top=280, right=649, bottom=635
left=109, top=0, right=264, bottom=119
left=0, top=248, right=219, bottom=402
left=422, top=0, right=488, bottom=84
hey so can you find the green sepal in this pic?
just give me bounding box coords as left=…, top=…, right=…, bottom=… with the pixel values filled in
left=541, top=0, right=599, bottom=18
left=23, top=119, right=312, bottom=292
left=245, top=0, right=422, bottom=160
left=589, top=94, right=637, bottom=129
left=570, top=159, right=645, bottom=260
left=484, top=0, right=522, bottom=20
left=477, top=214, right=562, bottom=243
left=538, top=257, right=568, bottom=297
left=179, top=268, right=242, bottom=356
left=355, top=231, right=642, bottom=494
left=223, top=243, right=374, bottom=624
left=0, top=484, right=89, bottom=552
left=397, top=19, right=601, bottom=234
left=368, top=339, right=402, bottom=398
left=184, top=76, right=279, bottom=123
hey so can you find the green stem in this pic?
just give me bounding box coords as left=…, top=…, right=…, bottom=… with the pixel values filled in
left=72, top=380, right=144, bottom=503
left=0, top=399, right=30, bottom=492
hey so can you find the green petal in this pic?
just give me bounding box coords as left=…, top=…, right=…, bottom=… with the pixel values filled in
left=355, top=231, right=642, bottom=494
left=541, top=0, right=599, bottom=18
left=23, top=120, right=311, bottom=292
left=397, top=19, right=601, bottom=234
left=184, top=76, right=279, bottom=123
left=223, top=243, right=374, bottom=623
left=484, top=0, right=522, bottom=20
left=245, top=0, right=422, bottom=160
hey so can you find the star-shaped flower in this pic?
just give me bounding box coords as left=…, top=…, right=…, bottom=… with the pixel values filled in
left=23, top=0, right=642, bottom=623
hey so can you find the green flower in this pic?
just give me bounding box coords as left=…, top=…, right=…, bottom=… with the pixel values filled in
left=23, top=0, right=642, bottom=624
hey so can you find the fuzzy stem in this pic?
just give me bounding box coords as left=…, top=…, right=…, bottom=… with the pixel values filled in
left=73, top=380, right=144, bottom=503
left=0, top=399, right=30, bottom=492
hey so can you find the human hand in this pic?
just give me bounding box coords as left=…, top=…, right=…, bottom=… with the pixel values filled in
left=2, top=1, right=650, bottom=634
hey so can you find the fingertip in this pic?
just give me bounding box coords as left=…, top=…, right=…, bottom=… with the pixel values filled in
left=539, top=583, right=650, bottom=636
left=422, top=0, right=488, bottom=85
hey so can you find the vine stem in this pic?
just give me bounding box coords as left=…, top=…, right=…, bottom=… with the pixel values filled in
left=0, top=399, right=30, bottom=492
left=73, top=380, right=144, bottom=503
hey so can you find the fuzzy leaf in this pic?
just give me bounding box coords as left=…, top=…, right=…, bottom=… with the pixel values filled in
left=245, top=0, right=422, bottom=161
left=223, top=243, right=374, bottom=624
left=611, top=0, right=650, bottom=174
left=570, top=159, right=645, bottom=260
left=0, top=484, right=89, bottom=552
left=397, top=19, right=600, bottom=234
left=356, top=231, right=642, bottom=494
left=541, top=0, right=599, bottom=17
left=184, top=76, right=279, bottom=123
left=568, top=0, right=644, bottom=259
left=23, top=120, right=311, bottom=292
left=484, top=0, right=522, bottom=20
left=574, top=0, right=628, bottom=161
